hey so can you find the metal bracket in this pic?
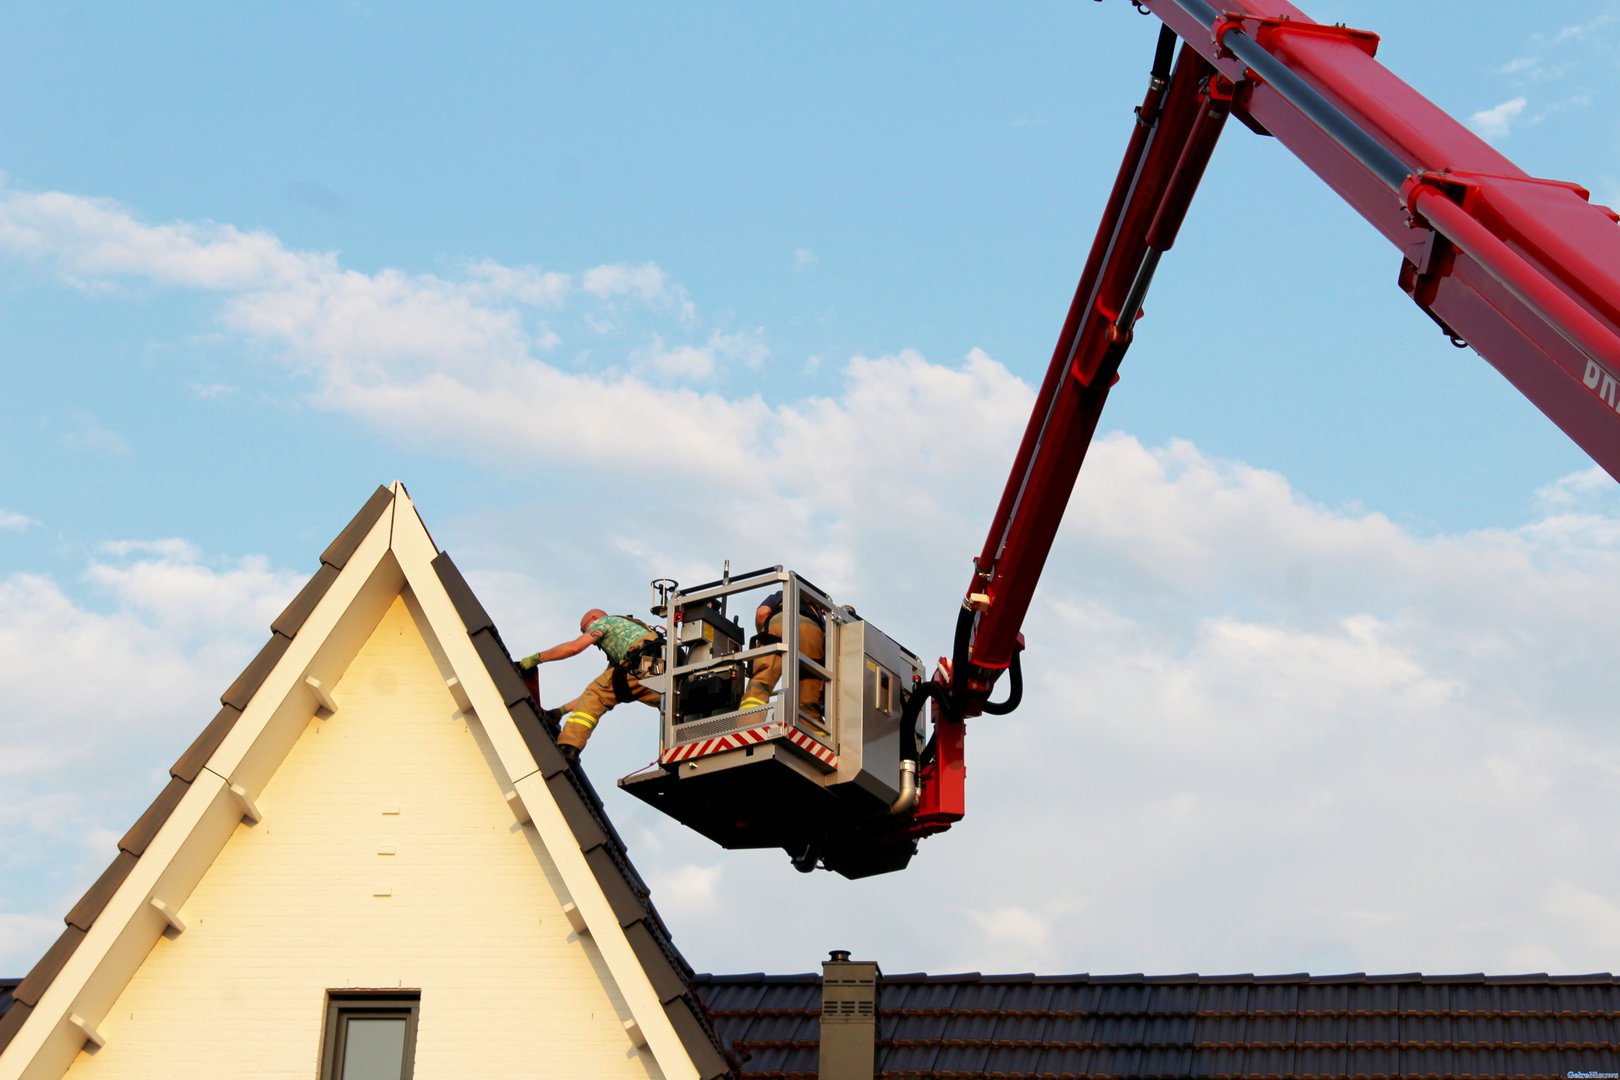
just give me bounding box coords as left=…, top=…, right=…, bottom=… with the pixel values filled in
left=1212, top=13, right=1379, bottom=62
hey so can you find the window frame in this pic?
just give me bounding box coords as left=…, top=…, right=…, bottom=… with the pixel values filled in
left=319, top=991, right=421, bottom=1080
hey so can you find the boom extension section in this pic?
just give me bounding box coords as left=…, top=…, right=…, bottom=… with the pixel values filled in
left=953, top=0, right=1620, bottom=720
left=958, top=27, right=1230, bottom=716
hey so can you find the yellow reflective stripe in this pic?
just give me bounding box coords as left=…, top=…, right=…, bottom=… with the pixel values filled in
left=564, top=711, right=599, bottom=730
left=740, top=697, right=767, bottom=708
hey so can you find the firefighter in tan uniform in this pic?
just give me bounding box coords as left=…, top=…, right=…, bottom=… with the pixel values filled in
left=520, top=609, right=660, bottom=762
left=741, top=590, right=825, bottom=720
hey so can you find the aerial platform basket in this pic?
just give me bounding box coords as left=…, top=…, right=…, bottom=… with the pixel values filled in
left=618, top=566, right=933, bottom=878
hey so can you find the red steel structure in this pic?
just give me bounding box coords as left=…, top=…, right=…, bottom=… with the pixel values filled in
left=902, top=0, right=1620, bottom=849
left=964, top=0, right=1620, bottom=704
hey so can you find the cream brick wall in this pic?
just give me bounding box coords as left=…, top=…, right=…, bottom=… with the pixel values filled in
left=65, top=594, right=661, bottom=1079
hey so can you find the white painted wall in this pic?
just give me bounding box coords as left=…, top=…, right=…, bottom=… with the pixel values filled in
left=65, top=594, right=662, bottom=1079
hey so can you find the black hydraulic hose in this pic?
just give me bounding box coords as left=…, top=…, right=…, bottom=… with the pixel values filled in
left=1150, top=23, right=1178, bottom=84
left=980, top=648, right=1023, bottom=716
left=948, top=602, right=1024, bottom=718
left=900, top=681, right=951, bottom=763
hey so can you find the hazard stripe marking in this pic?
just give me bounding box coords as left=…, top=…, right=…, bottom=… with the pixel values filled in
left=661, top=721, right=840, bottom=769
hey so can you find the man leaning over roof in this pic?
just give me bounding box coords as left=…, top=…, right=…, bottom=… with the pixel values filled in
left=519, top=609, right=661, bottom=762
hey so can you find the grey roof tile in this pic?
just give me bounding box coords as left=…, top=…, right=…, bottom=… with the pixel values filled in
left=512, top=700, right=567, bottom=778
left=320, top=484, right=393, bottom=569
left=547, top=771, right=609, bottom=852
left=270, top=562, right=340, bottom=639
left=470, top=628, right=529, bottom=707
left=430, top=551, right=494, bottom=636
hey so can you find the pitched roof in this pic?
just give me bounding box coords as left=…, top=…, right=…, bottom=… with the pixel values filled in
left=0, top=483, right=731, bottom=1080
left=696, top=969, right=1620, bottom=1079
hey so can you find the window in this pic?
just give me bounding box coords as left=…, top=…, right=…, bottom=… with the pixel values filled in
left=320, top=992, right=420, bottom=1080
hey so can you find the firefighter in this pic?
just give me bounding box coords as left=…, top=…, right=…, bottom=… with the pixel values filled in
left=519, top=609, right=660, bottom=762
left=741, top=590, right=825, bottom=721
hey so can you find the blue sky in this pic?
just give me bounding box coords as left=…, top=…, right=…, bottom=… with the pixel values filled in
left=4, top=1, right=1620, bottom=979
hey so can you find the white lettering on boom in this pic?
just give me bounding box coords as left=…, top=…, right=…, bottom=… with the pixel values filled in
left=1585, top=359, right=1620, bottom=412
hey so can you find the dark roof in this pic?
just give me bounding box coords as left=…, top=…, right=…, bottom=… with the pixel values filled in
left=0, top=485, right=732, bottom=1079
left=695, top=970, right=1620, bottom=1079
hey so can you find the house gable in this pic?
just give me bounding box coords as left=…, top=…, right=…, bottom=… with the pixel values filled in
left=0, top=483, right=729, bottom=1080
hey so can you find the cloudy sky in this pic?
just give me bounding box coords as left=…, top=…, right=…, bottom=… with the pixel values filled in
left=3, top=1, right=1620, bottom=981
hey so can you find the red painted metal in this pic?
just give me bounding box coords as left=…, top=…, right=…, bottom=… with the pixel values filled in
left=911, top=714, right=966, bottom=834
left=966, top=41, right=1231, bottom=692
left=952, top=0, right=1620, bottom=721
left=1144, top=0, right=1620, bottom=469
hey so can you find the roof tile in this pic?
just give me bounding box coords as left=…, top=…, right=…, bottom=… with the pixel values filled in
left=665, top=996, right=736, bottom=1080
left=11, top=928, right=85, bottom=1008
left=584, top=845, right=647, bottom=928
left=170, top=705, right=242, bottom=782
left=699, top=971, right=1620, bottom=1080
left=219, top=633, right=292, bottom=711
left=0, top=1000, right=31, bottom=1055
left=470, top=628, right=529, bottom=707
left=511, top=700, right=567, bottom=778
left=270, top=562, right=341, bottom=639
left=626, top=919, right=688, bottom=1004
left=429, top=552, right=494, bottom=636
left=547, top=771, right=609, bottom=852
left=319, top=484, right=393, bottom=569
left=64, top=850, right=139, bottom=932
left=119, top=776, right=189, bottom=856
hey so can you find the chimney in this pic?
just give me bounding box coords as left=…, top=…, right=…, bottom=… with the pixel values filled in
left=819, top=949, right=880, bottom=1080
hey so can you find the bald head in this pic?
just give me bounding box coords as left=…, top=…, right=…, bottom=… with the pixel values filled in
left=579, top=608, right=607, bottom=632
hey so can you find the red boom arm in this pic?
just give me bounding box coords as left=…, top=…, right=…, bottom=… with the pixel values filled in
left=951, top=0, right=1620, bottom=717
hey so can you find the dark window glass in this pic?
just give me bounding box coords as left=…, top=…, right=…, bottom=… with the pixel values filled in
left=321, top=993, right=419, bottom=1080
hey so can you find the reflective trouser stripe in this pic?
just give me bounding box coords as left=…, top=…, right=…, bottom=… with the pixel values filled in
left=564, top=711, right=599, bottom=730
left=740, top=697, right=767, bottom=708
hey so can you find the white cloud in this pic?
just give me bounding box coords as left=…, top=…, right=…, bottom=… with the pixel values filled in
left=649, top=863, right=725, bottom=912
left=0, top=187, right=328, bottom=290
left=960, top=906, right=1057, bottom=964
left=582, top=261, right=667, bottom=302
left=793, top=248, right=817, bottom=268
left=63, top=412, right=132, bottom=456
left=1554, top=12, right=1618, bottom=44
left=5, top=183, right=1620, bottom=982
left=0, top=509, right=36, bottom=531
left=1469, top=96, right=1528, bottom=138
left=0, top=543, right=304, bottom=970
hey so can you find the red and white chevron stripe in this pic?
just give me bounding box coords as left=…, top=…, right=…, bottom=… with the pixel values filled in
left=786, top=727, right=838, bottom=767
left=661, top=722, right=778, bottom=764
left=661, top=721, right=840, bottom=770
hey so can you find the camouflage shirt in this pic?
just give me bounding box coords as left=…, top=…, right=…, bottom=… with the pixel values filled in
left=589, top=615, right=654, bottom=666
